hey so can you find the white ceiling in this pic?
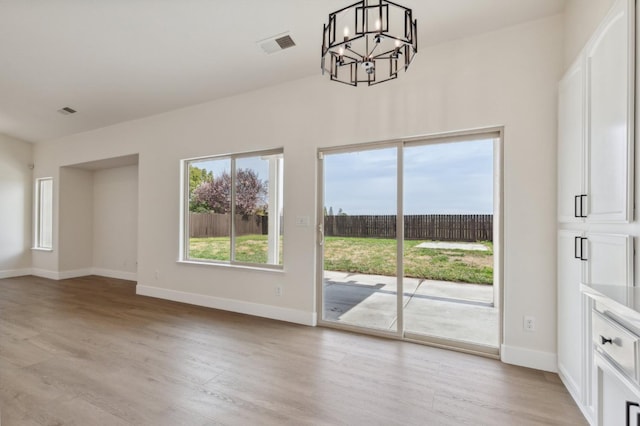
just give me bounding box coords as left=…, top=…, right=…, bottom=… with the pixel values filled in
left=0, top=0, right=566, bottom=143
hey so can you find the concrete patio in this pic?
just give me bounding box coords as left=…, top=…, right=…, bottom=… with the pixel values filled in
left=323, top=270, right=499, bottom=348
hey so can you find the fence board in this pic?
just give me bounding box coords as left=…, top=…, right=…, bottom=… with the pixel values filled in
left=324, top=214, right=492, bottom=242
left=189, top=213, right=266, bottom=237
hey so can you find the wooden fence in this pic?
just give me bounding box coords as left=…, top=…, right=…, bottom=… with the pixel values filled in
left=190, top=213, right=493, bottom=242
left=324, top=214, right=493, bottom=242
left=189, top=213, right=267, bottom=238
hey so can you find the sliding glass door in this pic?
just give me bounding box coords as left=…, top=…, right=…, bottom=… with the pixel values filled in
left=319, top=146, right=401, bottom=334
left=317, top=131, right=501, bottom=354
left=402, top=139, right=498, bottom=351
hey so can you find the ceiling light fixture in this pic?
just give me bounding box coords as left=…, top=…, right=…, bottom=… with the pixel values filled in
left=321, top=0, right=418, bottom=86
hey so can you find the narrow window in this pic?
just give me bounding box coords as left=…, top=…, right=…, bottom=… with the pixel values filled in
left=35, top=177, right=53, bottom=250
left=184, top=149, right=283, bottom=268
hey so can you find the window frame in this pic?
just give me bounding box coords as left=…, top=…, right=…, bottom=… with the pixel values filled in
left=181, top=148, right=284, bottom=270
left=34, top=177, right=53, bottom=251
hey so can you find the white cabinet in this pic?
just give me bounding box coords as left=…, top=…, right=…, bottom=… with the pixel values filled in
left=598, top=356, right=640, bottom=426
left=558, top=60, right=585, bottom=223
left=557, top=0, right=636, bottom=423
left=595, top=314, right=640, bottom=426
left=558, top=231, right=585, bottom=399
left=585, top=0, right=635, bottom=223
left=558, top=231, right=633, bottom=422
left=557, top=0, right=634, bottom=224
left=582, top=233, right=634, bottom=287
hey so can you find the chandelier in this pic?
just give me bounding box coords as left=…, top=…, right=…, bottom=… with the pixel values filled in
left=321, top=0, right=418, bottom=86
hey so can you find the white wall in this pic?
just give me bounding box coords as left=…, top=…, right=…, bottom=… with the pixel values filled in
left=564, top=0, right=617, bottom=69
left=58, top=167, right=94, bottom=274
left=92, top=165, right=138, bottom=279
left=0, top=134, right=33, bottom=277
left=32, top=15, right=564, bottom=371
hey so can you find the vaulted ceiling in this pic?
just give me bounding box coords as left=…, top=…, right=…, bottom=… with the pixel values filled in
left=0, top=0, right=565, bottom=143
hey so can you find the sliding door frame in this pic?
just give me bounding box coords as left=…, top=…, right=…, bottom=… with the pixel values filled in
left=315, top=126, right=504, bottom=358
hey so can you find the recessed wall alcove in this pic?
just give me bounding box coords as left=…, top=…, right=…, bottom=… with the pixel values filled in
left=58, top=154, right=139, bottom=281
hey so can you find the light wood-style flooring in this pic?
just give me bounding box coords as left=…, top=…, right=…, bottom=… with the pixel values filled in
left=0, top=275, right=586, bottom=425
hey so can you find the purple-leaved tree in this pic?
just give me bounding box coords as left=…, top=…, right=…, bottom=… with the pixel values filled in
left=192, top=169, right=267, bottom=216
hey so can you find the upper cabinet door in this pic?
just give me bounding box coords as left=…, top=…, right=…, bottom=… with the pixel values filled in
left=585, top=0, right=635, bottom=223
left=583, top=233, right=634, bottom=288
left=558, top=59, right=585, bottom=223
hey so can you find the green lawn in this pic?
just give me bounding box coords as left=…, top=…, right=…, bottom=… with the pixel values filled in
left=190, top=235, right=283, bottom=265
left=324, top=237, right=493, bottom=285
left=189, top=235, right=493, bottom=284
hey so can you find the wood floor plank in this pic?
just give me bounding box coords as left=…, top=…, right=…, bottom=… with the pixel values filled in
left=0, top=276, right=587, bottom=425
left=0, top=403, right=41, bottom=426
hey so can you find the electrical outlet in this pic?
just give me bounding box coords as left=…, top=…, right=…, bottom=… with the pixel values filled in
left=524, top=316, right=536, bottom=332
left=275, top=286, right=282, bottom=296
left=154, top=270, right=160, bottom=280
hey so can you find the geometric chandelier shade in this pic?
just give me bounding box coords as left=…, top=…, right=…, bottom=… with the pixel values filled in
left=321, top=0, right=418, bottom=86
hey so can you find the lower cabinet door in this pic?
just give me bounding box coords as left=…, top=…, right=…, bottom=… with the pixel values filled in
left=598, top=353, right=640, bottom=426
left=558, top=231, right=584, bottom=399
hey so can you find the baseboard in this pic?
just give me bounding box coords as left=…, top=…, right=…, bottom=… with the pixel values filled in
left=33, top=268, right=92, bottom=280
left=30, top=267, right=136, bottom=281
left=558, top=366, right=593, bottom=425
left=91, top=268, right=137, bottom=281
left=31, top=268, right=61, bottom=280
left=501, top=344, right=558, bottom=372
left=0, top=268, right=32, bottom=279
left=58, top=269, right=93, bottom=280
left=136, top=284, right=317, bottom=326
left=557, top=364, right=581, bottom=402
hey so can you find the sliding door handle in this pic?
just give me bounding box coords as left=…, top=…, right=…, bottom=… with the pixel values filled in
left=318, top=223, right=325, bottom=246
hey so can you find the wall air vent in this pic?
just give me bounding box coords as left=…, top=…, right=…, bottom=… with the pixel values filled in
left=258, top=33, right=296, bottom=54
left=57, top=107, right=77, bottom=115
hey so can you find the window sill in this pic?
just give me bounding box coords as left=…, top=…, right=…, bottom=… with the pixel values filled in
left=177, top=259, right=284, bottom=273
left=31, top=247, right=53, bottom=252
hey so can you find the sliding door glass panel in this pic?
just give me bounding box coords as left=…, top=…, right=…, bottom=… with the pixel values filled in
left=322, top=147, right=399, bottom=332
left=402, top=139, right=498, bottom=348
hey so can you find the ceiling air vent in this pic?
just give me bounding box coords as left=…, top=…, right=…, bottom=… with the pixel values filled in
left=57, top=107, right=77, bottom=115
left=258, top=33, right=296, bottom=54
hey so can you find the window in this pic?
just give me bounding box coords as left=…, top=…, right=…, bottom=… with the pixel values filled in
left=183, top=149, right=284, bottom=268
left=35, top=177, right=53, bottom=250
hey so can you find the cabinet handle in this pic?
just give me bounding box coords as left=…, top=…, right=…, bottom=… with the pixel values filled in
left=574, top=236, right=581, bottom=259
left=600, top=335, right=613, bottom=345
left=574, top=195, right=580, bottom=218
left=626, top=401, right=639, bottom=426
left=579, top=194, right=587, bottom=218
left=580, top=237, right=588, bottom=261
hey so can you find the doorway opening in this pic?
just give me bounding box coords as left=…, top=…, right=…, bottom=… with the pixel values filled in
left=317, top=130, right=502, bottom=356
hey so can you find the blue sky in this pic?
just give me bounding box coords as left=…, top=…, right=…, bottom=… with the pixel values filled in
left=324, top=139, right=494, bottom=215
